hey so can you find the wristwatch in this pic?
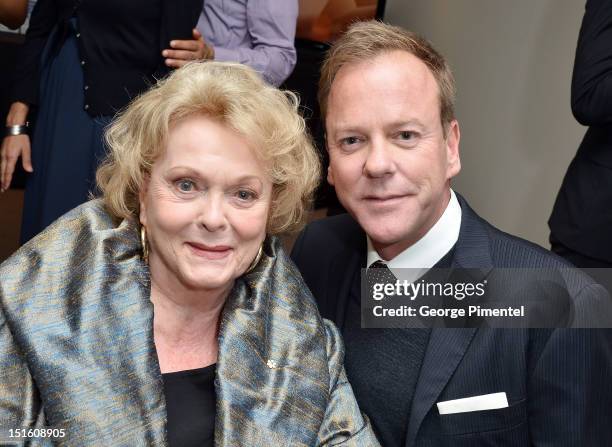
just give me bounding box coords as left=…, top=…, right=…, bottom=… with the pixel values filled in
left=5, top=122, right=29, bottom=137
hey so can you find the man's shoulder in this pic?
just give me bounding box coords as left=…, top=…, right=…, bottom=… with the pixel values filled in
left=457, top=195, right=571, bottom=269
left=290, top=213, right=364, bottom=296
left=482, top=216, right=572, bottom=269
left=296, top=213, right=364, bottom=256
left=458, top=197, right=609, bottom=327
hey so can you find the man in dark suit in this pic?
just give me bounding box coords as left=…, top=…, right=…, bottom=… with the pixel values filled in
left=291, top=21, right=612, bottom=446
left=549, top=0, right=612, bottom=268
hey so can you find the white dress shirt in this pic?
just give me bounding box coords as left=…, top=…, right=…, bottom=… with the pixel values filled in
left=367, top=189, right=462, bottom=280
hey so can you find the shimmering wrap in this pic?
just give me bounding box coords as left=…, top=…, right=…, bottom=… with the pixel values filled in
left=0, top=200, right=379, bottom=446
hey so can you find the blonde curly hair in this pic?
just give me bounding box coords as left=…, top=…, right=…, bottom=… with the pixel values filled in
left=96, top=61, right=321, bottom=234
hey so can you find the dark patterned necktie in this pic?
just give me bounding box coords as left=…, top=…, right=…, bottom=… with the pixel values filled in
left=366, top=260, right=397, bottom=299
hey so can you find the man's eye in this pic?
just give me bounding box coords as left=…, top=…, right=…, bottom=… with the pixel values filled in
left=176, top=179, right=195, bottom=192
left=398, top=131, right=415, bottom=140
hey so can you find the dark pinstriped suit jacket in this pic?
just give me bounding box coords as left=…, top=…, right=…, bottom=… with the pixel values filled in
left=291, top=194, right=612, bottom=446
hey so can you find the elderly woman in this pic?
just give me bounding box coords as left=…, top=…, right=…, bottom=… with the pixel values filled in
left=0, top=62, right=379, bottom=446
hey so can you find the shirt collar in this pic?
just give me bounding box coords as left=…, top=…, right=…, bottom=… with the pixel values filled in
left=367, top=189, right=462, bottom=269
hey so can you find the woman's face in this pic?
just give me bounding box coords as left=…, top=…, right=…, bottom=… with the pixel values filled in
left=139, top=114, right=272, bottom=294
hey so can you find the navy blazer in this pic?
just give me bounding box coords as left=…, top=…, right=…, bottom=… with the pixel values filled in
left=292, top=194, right=612, bottom=446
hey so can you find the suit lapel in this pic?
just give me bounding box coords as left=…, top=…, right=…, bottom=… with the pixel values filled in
left=329, top=246, right=364, bottom=329
left=406, top=328, right=477, bottom=446
left=406, top=194, right=494, bottom=446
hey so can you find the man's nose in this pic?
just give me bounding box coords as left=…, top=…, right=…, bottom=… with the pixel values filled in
left=197, top=192, right=227, bottom=232
left=363, top=137, right=395, bottom=178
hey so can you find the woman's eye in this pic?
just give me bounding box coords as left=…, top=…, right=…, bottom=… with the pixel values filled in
left=176, top=179, right=195, bottom=192
left=341, top=136, right=360, bottom=146
left=236, top=190, right=256, bottom=201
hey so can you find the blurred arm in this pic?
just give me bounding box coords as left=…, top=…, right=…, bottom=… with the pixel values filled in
left=0, top=0, right=27, bottom=29
left=205, top=0, right=298, bottom=86
left=571, top=0, right=612, bottom=125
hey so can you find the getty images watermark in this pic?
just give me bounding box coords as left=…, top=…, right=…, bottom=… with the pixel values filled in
left=361, top=268, right=612, bottom=328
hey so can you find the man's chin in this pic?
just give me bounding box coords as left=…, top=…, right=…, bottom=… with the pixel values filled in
left=359, top=221, right=410, bottom=247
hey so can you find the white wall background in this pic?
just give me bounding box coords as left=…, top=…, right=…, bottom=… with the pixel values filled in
left=384, top=0, right=587, bottom=247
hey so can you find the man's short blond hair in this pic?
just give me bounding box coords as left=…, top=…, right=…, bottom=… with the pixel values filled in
left=319, top=20, right=456, bottom=130
left=97, top=61, right=320, bottom=235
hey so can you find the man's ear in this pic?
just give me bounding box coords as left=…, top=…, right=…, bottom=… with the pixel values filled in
left=445, top=120, right=461, bottom=179
left=138, top=175, right=150, bottom=226
left=324, top=133, right=336, bottom=186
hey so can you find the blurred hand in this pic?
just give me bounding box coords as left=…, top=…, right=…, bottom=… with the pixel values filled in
left=163, top=29, right=215, bottom=68
left=1, top=134, right=32, bottom=192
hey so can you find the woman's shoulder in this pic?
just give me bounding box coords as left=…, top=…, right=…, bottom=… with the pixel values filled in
left=3, top=199, right=133, bottom=263
left=0, top=199, right=142, bottom=305
left=6, top=199, right=121, bottom=259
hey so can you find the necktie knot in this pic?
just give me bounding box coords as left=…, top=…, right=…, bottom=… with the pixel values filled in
left=366, top=260, right=396, bottom=292
left=368, top=260, right=389, bottom=270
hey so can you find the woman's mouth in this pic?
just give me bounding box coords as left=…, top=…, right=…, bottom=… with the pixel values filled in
left=186, top=242, right=232, bottom=259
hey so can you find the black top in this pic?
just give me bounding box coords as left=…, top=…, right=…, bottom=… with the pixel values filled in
left=162, top=364, right=216, bottom=447
left=11, top=0, right=202, bottom=116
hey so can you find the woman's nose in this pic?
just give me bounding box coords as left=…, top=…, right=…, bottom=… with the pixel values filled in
left=196, top=192, right=227, bottom=232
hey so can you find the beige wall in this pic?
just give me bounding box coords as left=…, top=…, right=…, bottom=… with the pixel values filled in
left=384, top=0, right=586, bottom=247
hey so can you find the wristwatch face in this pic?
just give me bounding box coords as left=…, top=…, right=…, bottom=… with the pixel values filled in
left=5, top=124, right=28, bottom=136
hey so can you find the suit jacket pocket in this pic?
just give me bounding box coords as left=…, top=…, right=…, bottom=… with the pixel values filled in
left=437, top=398, right=526, bottom=435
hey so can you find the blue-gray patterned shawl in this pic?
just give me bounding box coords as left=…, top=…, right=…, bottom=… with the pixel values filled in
left=0, top=200, right=379, bottom=446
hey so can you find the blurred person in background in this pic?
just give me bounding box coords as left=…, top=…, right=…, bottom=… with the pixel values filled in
left=0, top=62, right=379, bottom=446
left=0, top=0, right=202, bottom=244
left=549, top=0, right=612, bottom=269
left=0, top=0, right=27, bottom=28
left=163, top=0, right=298, bottom=86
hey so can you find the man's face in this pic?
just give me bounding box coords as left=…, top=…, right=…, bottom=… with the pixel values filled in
left=325, top=50, right=461, bottom=260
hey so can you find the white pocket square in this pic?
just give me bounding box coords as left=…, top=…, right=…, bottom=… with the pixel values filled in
left=437, top=392, right=509, bottom=415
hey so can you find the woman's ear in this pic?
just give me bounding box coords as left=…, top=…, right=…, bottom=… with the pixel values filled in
left=139, top=175, right=150, bottom=226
